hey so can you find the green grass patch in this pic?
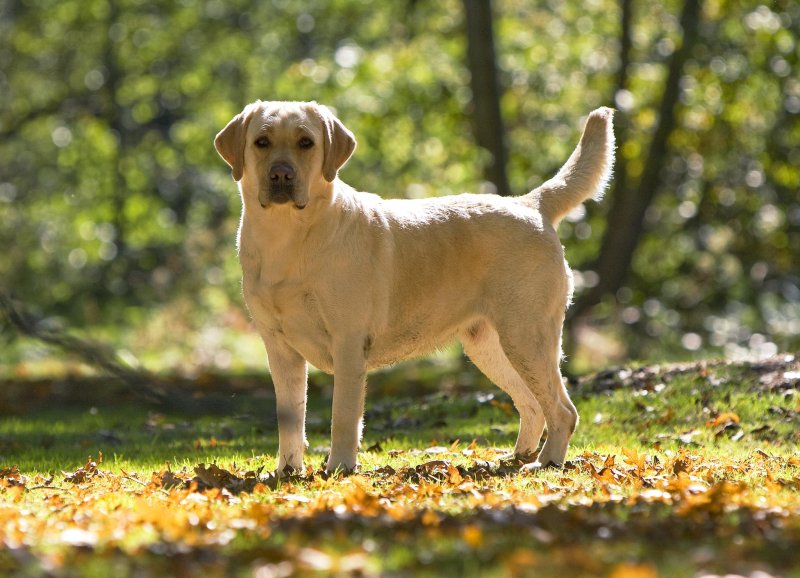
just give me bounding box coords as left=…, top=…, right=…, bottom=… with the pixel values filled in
left=1, top=355, right=799, bottom=577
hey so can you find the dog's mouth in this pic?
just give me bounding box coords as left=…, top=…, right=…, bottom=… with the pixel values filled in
left=259, top=184, right=307, bottom=210
left=269, top=183, right=294, bottom=205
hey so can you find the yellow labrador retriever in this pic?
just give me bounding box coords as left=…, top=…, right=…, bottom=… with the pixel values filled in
left=215, top=101, right=614, bottom=475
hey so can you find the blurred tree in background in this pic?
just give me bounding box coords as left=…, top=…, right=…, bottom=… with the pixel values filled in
left=1, top=0, right=797, bottom=375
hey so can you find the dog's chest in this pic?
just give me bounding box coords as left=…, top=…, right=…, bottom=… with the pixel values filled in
left=243, top=276, right=334, bottom=370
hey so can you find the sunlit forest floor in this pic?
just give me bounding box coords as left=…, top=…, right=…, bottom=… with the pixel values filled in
left=1, top=354, right=799, bottom=577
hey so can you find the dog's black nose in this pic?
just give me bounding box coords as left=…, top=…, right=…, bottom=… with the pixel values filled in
left=269, top=162, right=295, bottom=182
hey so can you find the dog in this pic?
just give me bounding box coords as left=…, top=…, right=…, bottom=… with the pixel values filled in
left=215, top=101, right=614, bottom=475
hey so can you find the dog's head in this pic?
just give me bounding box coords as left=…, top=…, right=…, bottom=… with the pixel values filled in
left=214, top=101, right=356, bottom=210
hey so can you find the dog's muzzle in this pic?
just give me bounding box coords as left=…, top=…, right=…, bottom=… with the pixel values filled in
left=260, top=162, right=306, bottom=209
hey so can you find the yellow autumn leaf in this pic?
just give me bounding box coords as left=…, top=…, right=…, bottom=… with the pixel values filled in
left=705, top=412, right=740, bottom=428
left=447, top=464, right=463, bottom=485
left=622, top=447, right=646, bottom=471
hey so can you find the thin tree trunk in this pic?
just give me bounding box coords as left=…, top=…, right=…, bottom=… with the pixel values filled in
left=615, top=0, right=633, bottom=96
left=463, top=0, right=511, bottom=196
left=105, top=1, right=128, bottom=258
left=570, top=0, right=703, bottom=321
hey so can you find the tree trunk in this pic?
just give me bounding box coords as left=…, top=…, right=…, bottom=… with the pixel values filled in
left=569, top=0, right=703, bottom=322
left=463, top=0, right=511, bottom=196
left=105, top=0, right=128, bottom=258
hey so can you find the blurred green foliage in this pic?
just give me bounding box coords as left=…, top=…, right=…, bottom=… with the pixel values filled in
left=0, top=0, right=798, bottom=372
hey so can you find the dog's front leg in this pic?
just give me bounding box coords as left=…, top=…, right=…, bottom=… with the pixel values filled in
left=327, top=338, right=368, bottom=474
left=264, top=336, right=309, bottom=477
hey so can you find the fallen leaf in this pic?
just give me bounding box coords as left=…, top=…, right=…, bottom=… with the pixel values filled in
left=706, top=412, right=740, bottom=428
left=672, top=456, right=691, bottom=475
left=713, top=421, right=741, bottom=439
left=0, top=466, right=27, bottom=488
left=751, top=425, right=776, bottom=441
left=365, top=441, right=383, bottom=453
left=729, top=429, right=745, bottom=442
left=191, top=463, right=265, bottom=493
left=63, top=454, right=104, bottom=484
left=150, top=467, right=184, bottom=490
left=447, top=463, right=463, bottom=485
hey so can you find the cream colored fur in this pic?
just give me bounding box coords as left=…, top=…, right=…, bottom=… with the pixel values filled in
left=215, top=101, right=615, bottom=475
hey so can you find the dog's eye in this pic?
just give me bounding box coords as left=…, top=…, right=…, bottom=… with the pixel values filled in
left=298, top=137, right=314, bottom=149
left=254, top=137, right=270, bottom=148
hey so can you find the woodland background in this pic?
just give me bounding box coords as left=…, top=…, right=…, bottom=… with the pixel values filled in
left=1, top=0, right=798, bottom=376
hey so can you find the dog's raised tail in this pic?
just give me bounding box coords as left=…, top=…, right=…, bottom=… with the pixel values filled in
left=527, top=107, right=615, bottom=227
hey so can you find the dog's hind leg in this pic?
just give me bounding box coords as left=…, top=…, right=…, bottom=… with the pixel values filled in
left=493, top=316, right=578, bottom=468
left=461, top=320, right=546, bottom=461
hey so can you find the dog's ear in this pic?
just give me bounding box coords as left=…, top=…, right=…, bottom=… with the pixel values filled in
left=315, top=104, right=356, bottom=182
left=215, top=104, right=258, bottom=181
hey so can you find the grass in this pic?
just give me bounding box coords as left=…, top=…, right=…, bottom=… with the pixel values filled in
left=1, top=355, right=799, bottom=577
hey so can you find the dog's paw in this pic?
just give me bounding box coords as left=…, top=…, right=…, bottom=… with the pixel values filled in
left=276, top=463, right=303, bottom=479
left=325, top=447, right=359, bottom=476
left=325, top=464, right=358, bottom=476
left=324, top=457, right=358, bottom=477
left=505, top=450, right=540, bottom=463
left=520, top=459, right=562, bottom=472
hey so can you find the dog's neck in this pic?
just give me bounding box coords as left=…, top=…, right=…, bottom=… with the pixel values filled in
left=237, top=179, right=355, bottom=266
